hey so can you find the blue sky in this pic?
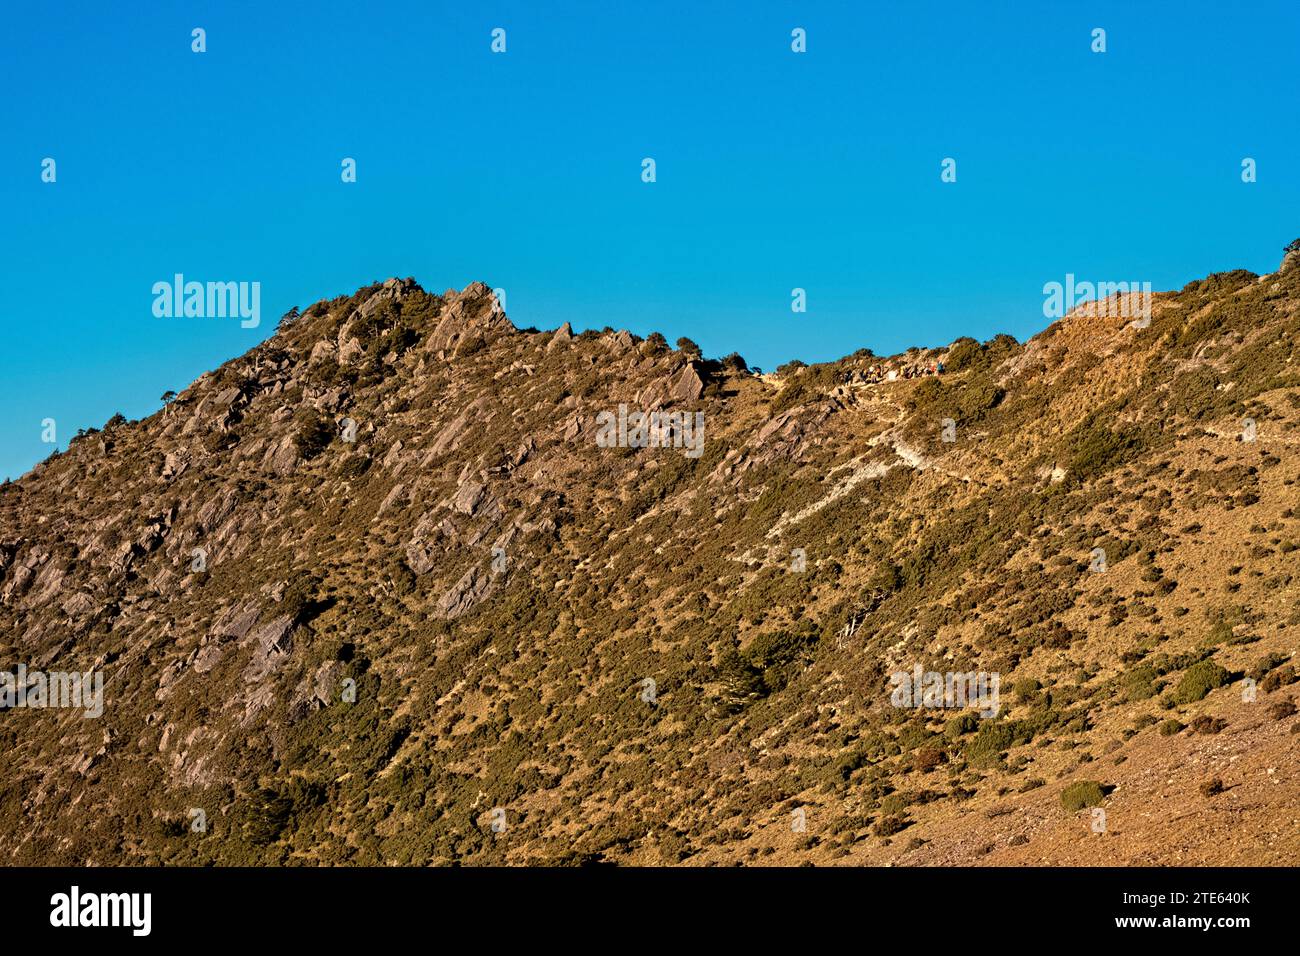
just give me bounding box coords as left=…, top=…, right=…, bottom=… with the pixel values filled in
left=2, top=0, right=1297, bottom=480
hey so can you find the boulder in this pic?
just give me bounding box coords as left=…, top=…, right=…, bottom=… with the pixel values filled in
left=405, top=538, right=438, bottom=575
left=452, top=480, right=486, bottom=515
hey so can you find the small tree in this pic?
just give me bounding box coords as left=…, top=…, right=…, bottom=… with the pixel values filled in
left=1285, top=238, right=1300, bottom=254
left=675, top=336, right=702, bottom=359
left=293, top=411, right=334, bottom=459
left=720, top=351, right=748, bottom=372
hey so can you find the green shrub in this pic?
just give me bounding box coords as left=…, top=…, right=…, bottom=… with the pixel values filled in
left=744, top=628, right=820, bottom=695
left=897, top=723, right=939, bottom=752
left=966, top=722, right=1016, bottom=758
left=943, top=713, right=980, bottom=740
left=1067, top=422, right=1145, bottom=484
left=240, top=787, right=295, bottom=846
left=293, top=410, right=334, bottom=459
left=873, top=814, right=909, bottom=837
left=1122, top=665, right=1160, bottom=702
left=880, top=793, right=910, bottom=815
left=1172, top=661, right=1231, bottom=705
left=945, top=338, right=981, bottom=371
left=1060, top=780, right=1105, bottom=811
left=769, top=380, right=809, bottom=414
left=956, top=381, right=1006, bottom=421
left=1013, top=678, right=1042, bottom=700
left=1203, top=620, right=1234, bottom=647
left=280, top=573, right=325, bottom=625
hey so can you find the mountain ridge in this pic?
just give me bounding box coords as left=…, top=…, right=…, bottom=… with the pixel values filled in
left=2, top=246, right=1298, bottom=865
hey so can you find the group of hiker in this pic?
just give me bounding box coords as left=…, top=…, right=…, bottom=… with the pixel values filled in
left=853, top=360, right=945, bottom=385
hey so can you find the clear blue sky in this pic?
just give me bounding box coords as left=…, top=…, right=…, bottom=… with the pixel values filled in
left=2, top=0, right=1297, bottom=480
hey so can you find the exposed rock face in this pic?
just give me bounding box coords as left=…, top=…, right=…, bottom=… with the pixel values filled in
left=436, top=564, right=495, bottom=618
left=3, top=260, right=1299, bottom=869
left=267, top=436, right=299, bottom=477
left=427, top=282, right=513, bottom=355
left=547, top=322, right=573, bottom=352
left=452, top=480, right=485, bottom=515
left=161, top=451, right=189, bottom=480
left=672, top=361, right=706, bottom=402
left=288, top=660, right=345, bottom=722
left=405, top=538, right=438, bottom=576
left=242, top=614, right=295, bottom=683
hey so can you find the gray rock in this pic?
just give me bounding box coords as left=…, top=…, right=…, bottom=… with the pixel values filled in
left=546, top=322, right=573, bottom=352
left=452, top=480, right=486, bottom=515
left=267, top=435, right=298, bottom=477
left=437, top=564, right=492, bottom=618
left=672, top=362, right=705, bottom=402
left=405, top=538, right=438, bottom=575
left=212, top=603, right=261, bottom=642
left=242, top=614, right=295, bottom=683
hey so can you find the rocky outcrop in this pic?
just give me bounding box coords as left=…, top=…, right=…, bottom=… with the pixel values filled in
left=288, top=660, right=345, bottom=722
left=672, top=361, right=706, bottom=402
left=242, top=614, right=295, bottom=684
left=426, top=282, right=514, bottom=355
left=436, top=564, right=493, bottom=619
left=547, top=322, right=573, bottom=352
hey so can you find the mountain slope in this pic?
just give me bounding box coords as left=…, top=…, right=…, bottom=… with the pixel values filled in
left=2, top=255, right=1298, bottom=866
